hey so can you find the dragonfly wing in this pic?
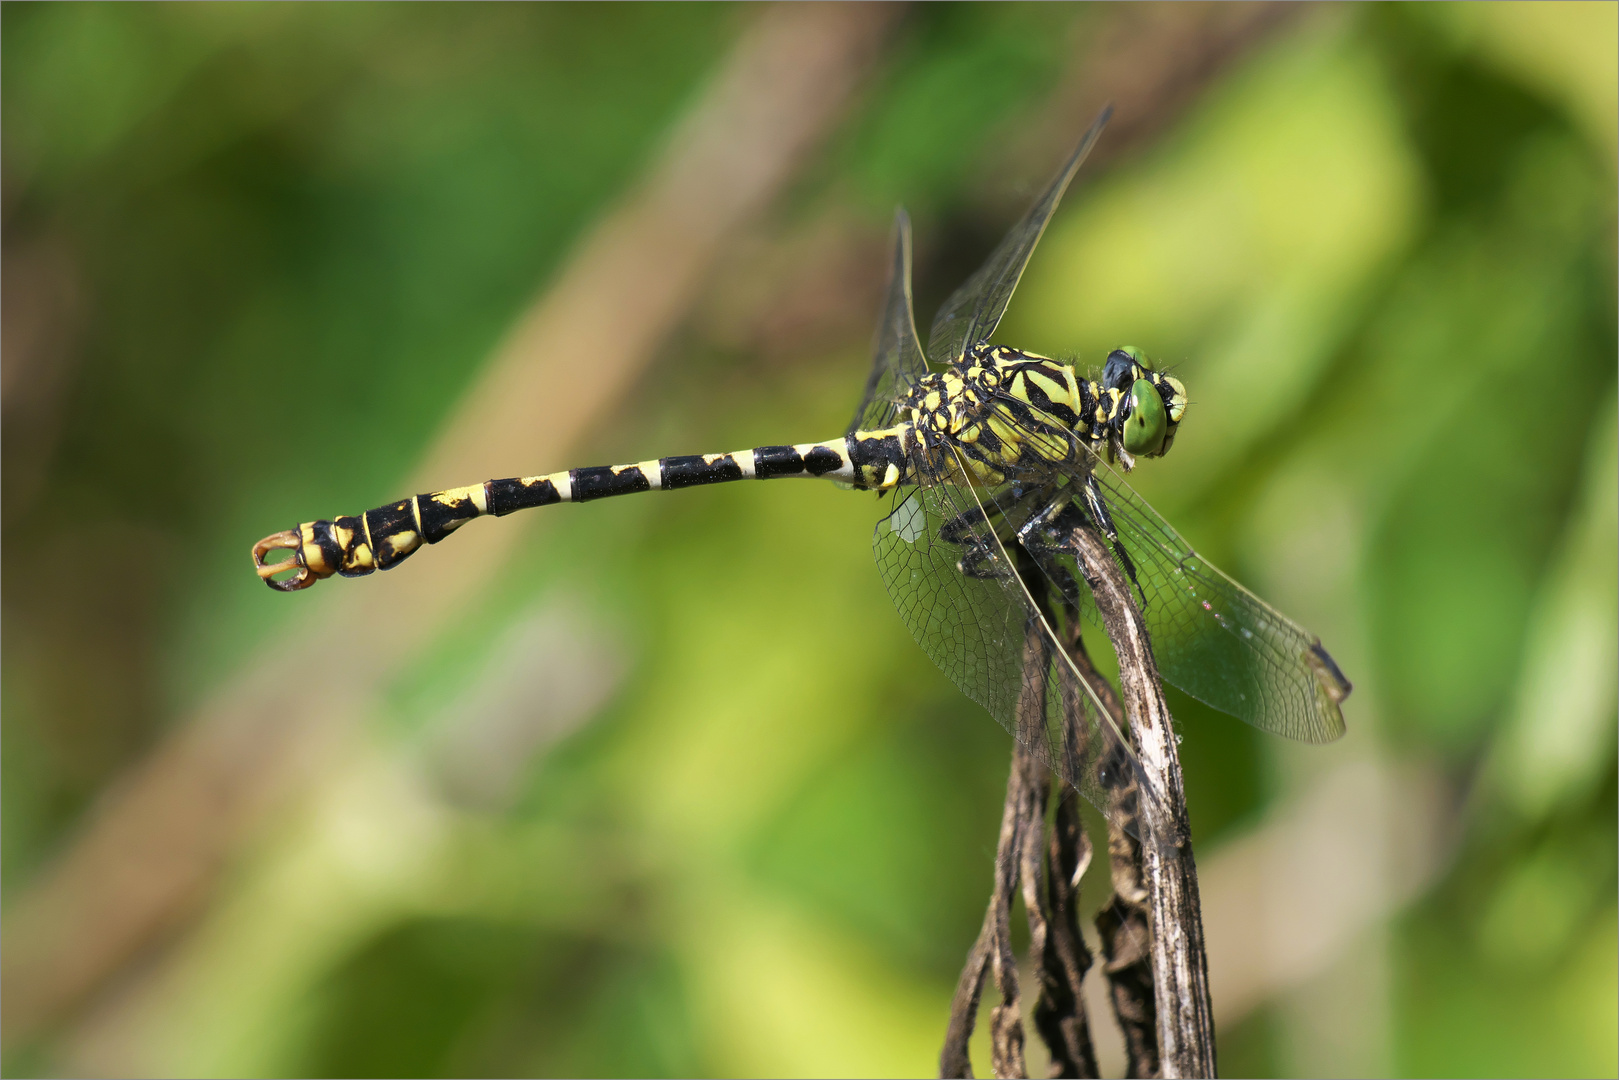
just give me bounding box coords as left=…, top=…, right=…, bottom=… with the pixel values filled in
left=848, top=210, right=930, bottom=435
left=926, top=107, right=1111, bottom=367
left=952, top=391, right=1349, bottom=744
left=1090, top=462, right=1351, bottom=742
left=873, top=467, right=1143, bottom=825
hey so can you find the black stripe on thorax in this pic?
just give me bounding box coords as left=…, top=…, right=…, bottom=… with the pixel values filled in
left=955, top=439, right=1005, bottom=472
left=1009, top=371, right=1079, bottom=428
left=1076, top=379, right=1099, bottom=421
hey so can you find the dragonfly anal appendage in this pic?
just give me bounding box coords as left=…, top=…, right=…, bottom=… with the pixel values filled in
left=251, top=529, right=315, bottom=592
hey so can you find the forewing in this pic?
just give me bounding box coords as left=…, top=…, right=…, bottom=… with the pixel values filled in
left=873, top=469, right=1140, bottom=825
left=1090, top=462, right=1350, bottom=743
left=848, top=210, right=930, bottom=435
left=926, top=107, right=1111, bottom=367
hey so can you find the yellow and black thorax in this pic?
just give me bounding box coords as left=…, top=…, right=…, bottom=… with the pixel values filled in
left=894, top=344, right=1187, bottom=487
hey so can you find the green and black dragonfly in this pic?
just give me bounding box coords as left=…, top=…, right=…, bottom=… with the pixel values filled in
left=253, top=108, right=1350, bottom=822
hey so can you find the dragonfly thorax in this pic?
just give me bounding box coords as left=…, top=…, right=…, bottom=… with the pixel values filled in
left=903, top=344, right=1188, bottom=484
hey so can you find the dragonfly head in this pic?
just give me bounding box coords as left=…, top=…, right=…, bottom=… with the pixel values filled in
left=1104, top=346, right=1187, bottom=460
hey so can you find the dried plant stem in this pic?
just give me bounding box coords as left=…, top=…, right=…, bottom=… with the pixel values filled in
left=943, top=618, right=1106, bottom=1080
left=1068, top=524, right=1216, bottom=1078
left=1065, top=632, right=1159, bottom=1079
left=1034, top=787, right=1101, bottom=1078
left=940, top=740, right=1042, bottom=1079
left=941, top=518, right=1216, bottom=1078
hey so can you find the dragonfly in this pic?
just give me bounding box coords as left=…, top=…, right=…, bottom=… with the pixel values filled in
left=252, top=108, right=1350, bottom=824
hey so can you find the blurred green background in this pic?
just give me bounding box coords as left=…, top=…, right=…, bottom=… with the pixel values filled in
left=3, top=3, right=1614, bottom=1077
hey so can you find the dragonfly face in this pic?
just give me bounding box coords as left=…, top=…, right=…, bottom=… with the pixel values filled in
left=1103, top=346, right=1187, bottom=460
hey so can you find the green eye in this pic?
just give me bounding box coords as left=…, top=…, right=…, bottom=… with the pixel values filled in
left=1122, top=379, right=1166, bottom=455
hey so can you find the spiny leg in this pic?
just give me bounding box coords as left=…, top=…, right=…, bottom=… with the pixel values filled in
left=1081, top=473, right=1146, bottom=610
left=937, top=504, right=1016, bottom=581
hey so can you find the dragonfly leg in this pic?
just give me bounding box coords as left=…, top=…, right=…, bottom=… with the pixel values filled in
left=1082, top=474, right=1147, bottom=610
left=1016, top=499, right=1086, bottom=609
left=936, top=505, right=1011, bottom=580
left=957, top=535, right=1011, bottom=580
left=937, top=505, right=992, bottom=544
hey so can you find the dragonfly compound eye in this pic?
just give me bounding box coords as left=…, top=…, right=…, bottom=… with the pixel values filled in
left=1161, top=374, right=1188, bottom=423
left=1122, top=378, right=1168, bottom=456
left=1103, top=347, right=1145, bottom=392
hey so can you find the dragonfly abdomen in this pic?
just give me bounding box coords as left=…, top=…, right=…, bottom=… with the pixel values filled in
left=252, top=435, right=908, bottom=591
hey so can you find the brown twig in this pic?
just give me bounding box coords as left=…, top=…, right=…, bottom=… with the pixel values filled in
left=946, top=612, right=1118, bottom=1080
left=945, top=518, right=1219, bottom=1077
left=1033, top=787, right=1100, bottom=1078
left=1096, top=849, right=1159, bottom=1079
left=940, top=737, right=1045, bottom=1079
left=1062, top=631, right=1158, bottom=1080
left=1068, top=524, right=1216, bottom=1078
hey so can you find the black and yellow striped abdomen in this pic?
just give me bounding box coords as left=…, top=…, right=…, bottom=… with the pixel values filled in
left=253, top=432, right=913, bottom=591
left=252, top=346, right=1187, bottom=592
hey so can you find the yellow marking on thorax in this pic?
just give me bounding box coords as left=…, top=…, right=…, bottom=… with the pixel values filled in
left=985, top=416, right=1023, bottom=462
left=1025, top=369, right=1069, bottom=408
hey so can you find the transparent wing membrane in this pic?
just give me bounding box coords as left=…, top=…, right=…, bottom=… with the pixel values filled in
left=848, top=211, right=932, bottom=435
left=1009, top=450, right=1349, bottom=744
left=856, top=157, right=1152, bottom=826
left=874, top=479, right=1141, bottom=823
left=926, top=106, right=1111, bottom=367
left=1087, top=460, right=1349, bottom=742
left=848, top=105, right=1345, bottom=829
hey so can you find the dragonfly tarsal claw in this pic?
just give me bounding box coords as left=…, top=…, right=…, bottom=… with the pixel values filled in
left=252, top=530, right=314, bottom=592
